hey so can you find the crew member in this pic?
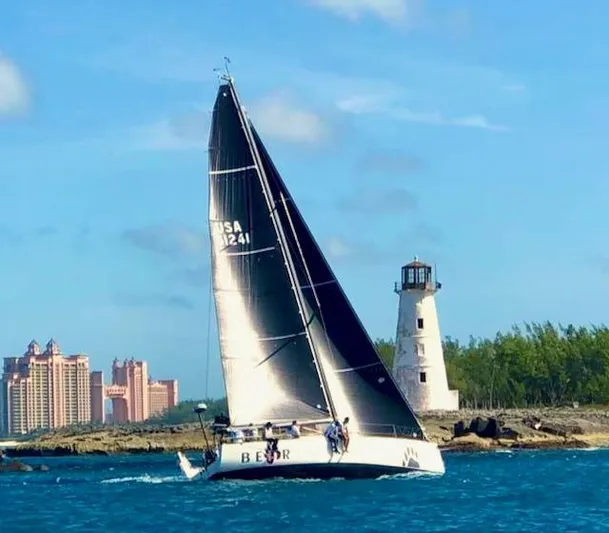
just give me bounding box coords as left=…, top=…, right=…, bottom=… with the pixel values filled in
left=339, top=417, right=350, bottom=452
left=264, top=422, right=280, bottom=457
left=324, top=420, right=339, bottom=453
left=288, top=420, right=300, bottom=438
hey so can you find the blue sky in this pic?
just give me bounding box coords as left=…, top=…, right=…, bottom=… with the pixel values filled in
left=1, top=0, right=609, bottom=400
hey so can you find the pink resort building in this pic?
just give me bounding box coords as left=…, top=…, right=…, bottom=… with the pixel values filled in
left=0, top=339, right=91, bottom=434
left=90, top=359, right=178, bottom=424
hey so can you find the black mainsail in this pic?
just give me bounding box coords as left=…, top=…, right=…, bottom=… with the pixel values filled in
left=209, top=76, right=424, bottom=437
left=208, top=81, right=332, bottom=426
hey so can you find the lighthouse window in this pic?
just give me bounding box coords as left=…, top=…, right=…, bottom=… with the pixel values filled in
left=419, top=372, right=427, bottom=383
left=417, top=318, right=424, bottom=329
left=415, top=343, right=425, bottom=356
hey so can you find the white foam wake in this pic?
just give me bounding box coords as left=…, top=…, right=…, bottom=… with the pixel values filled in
left=101, top=474, right=184, bottom=485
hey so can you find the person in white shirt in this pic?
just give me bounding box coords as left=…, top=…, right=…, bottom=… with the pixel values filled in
left=288, top=420, right=300, bottom=438
left=226, top=427, right=244, bottom=444
left=233, top=428, right=245, bottom=444
left=263, top=422, right=280, bottom=459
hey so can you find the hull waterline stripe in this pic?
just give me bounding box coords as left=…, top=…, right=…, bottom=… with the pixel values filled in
left=210, top=165, right=257, bottom=176
left=208, top=463, right=421, bottom=481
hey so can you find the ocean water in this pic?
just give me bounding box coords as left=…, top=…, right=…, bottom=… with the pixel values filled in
left=1, top=449, right=608, bottom=532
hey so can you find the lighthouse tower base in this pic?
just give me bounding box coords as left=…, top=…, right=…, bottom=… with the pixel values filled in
left=394, top=367, right=460, bottom=412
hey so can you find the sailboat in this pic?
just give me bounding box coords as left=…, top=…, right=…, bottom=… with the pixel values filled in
left=177, top=69, right=445, bottom=481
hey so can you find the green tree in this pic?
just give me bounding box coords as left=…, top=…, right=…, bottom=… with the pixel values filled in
left=442, top=322, right=609, bottom=408
left=147, top=398, right=228, bottom=425
left=374, top=338, right=396, bottom=368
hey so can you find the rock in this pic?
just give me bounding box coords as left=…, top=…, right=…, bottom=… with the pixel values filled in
left=500, top=426, right=520, bottom=439
left=523, top=416, right=543, bottom=431
left=454, top=416, right=503, bottom=439
left=522, top=416, right=584, bottom=437
left=545, top=422, right=584, bottom=437
left=0, top=459, right=45, bottom=473
left=473, top=417, right=502, bottom=439
left=453, top=420, right=470, bottom=437
left=442, top=434, right=494, bottom=452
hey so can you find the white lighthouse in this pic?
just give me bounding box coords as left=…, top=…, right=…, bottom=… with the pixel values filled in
left=392, top=257, right=459, bottom=412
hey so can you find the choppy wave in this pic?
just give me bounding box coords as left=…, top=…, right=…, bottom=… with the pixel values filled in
left=3, top=450, right=609, bottom=532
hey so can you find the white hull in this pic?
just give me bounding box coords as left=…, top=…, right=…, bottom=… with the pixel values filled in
left=177, top=434, right=444, bottom=481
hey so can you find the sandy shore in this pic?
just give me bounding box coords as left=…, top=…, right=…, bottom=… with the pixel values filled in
left=6, top=407, right=609, bottom=457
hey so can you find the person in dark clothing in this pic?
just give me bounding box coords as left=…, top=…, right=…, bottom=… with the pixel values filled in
left=263, top=422, right=280, bottom=459
left=324, top=420, right=340, bottom=453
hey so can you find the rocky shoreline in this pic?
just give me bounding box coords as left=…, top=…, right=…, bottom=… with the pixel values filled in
left=420, top=407, right=609, bottom=452
left=5, top=408, right=609, bottom=458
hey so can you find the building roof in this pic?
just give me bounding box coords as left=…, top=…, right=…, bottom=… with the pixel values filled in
left=404, top=256, right=431, bottom=268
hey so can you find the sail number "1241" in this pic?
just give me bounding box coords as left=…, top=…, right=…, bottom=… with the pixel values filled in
left=213, top=220, right=251, bottom=246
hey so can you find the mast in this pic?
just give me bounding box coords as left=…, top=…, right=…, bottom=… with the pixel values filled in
left=224, top=75, right=337, bottom=421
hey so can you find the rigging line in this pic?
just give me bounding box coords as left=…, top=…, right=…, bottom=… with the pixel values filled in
left=204, top=130, right=218, bottom=399
left=205, top=241, right=213, bottom=400
left=252, top=337, right=298, bottom=369
left=253, top=315, right=317, bottom=369
left=279, top=191, right=338, bottom=373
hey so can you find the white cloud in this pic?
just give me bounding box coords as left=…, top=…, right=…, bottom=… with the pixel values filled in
left=337, top=92, right=508, bottom=132
left=336, top=93, right=394, bottom=114
left=130, top=120, right=202, bottom=151
left=337, top=187, right=418, bottom=214
left=129, top=109, right=209, bottom=151
left=128, top=93, right=329, bottom=151
left=325, top=236, right=354, bottom=259
left=122, top=223, right=207, bottom=258
left=503, top=83, right=526, bottom=93
left=307, top=0, right=416, bottom=24
left=0, top=53, right=29, bottom=116
left=395, top=108, right=508, bottom=131
left=445, top=8, right=472, bottom=37
left=248, top=92, right=329, bottom=145
left=323, top=236, right=387, bottom=264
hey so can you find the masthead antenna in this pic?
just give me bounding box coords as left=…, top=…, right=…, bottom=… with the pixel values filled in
left=221, top=56, right=233, bottom=83
left=213, top=57, right=233, bottom=84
